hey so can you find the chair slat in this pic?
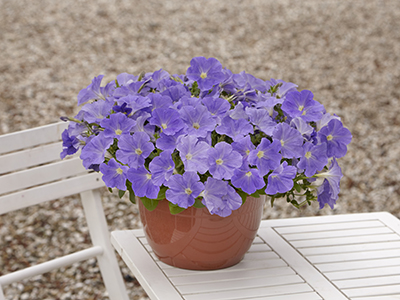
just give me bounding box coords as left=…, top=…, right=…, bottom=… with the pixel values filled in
left=0, top=122, right=67, bottom=155
left=0, top=172, right=104, bottom=215
left=0, top=142, right=64, bottom=175
left=0, top=157, right=87, bottom=195
left=0, top=246, right=103, bottom=286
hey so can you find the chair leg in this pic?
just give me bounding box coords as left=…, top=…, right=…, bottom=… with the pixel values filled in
left=0, top=285, right=5, bottom=300
left=80, top=190, right=129, bottom=300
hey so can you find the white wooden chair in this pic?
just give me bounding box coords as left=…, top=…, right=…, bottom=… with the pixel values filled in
left=0, top=122, right=129, bottom=300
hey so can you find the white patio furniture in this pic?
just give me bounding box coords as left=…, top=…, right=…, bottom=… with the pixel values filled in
left=0, top=122, right=129, bottom=300
left=111, top=211, right=400, bottom=300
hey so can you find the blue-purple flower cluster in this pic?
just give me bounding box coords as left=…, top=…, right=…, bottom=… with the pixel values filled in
left=61, top=57, right=352, bottom=216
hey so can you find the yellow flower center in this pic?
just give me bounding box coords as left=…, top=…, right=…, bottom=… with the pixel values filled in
left=246, top=149, right=250, bottom=155
left=115, top=129, right=123, bottom=135
left=185, top=188, right=192, bottom=195
left=186, top=153, right=193, bottom=160
left=305, top=151, right=312, bottom=159
left=280, top=140, right=285, bottom=147
left=216, top=158, right=223, bottom=165
left=298, top=105, right=304, bottom=112
left=116, top=167, right=123, bottom=175
left=135, top=148, right=143, bottom=155
left=161, top=123, right=168, bottom=129
left=257, top=150, right=264, bottom=159
left=200, top=72, right=207, bottom=79
left=245, top=171, right=252, bottom=177
left=146, top=173, right=152, bottom=180
left=327, top=134, right=333, bottom=141
left=193, top=122, right=200, bottom=129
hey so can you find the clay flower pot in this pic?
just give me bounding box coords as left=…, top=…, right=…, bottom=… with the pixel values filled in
left=138, top=196, right=265, bottom=270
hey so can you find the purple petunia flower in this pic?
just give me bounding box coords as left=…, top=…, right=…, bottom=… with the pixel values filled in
left=116, top=132, right=154, bottom=168
left=81, top=100, right=114, bottom=123
left=149, top=150, right=175, bottom=186
left=116, top=72, right=138, bottom=86
left=156, top=128, right=186, bottom=151
left=116, top=95, right=152, bottom=116
left=246, top=107, right=277, bottom=136
left=231, top=166, right=265, bottom=195
left=80, top=133, right=114, bottom=169
left=228, top=102, right=248, bottom=120
left=317, top=180, right=337, bottom=209
left=147, top=93, right=173, bottom=111
left=176, top=135, right=210, bottom=174
left=100, top=113, right=136, bottom=139
left=165, top=172, right=204, bottom=208
left=126, top=166, right=160, bottom=199
left=232, top=135, right=255, bottom=165
left=281, top=90, right=325, bottom=122
left=202, top=178, right=242, bottom=217
left=60, top=129, right=80, bottom=159
left=248, top=138, right=282, bottom=176
left=208, top=142, right=242, bottom=180
left=233, top=71, right=267, bottom=92
left=201, top=96, right=231, bottom=124
left=216, top=116, right=254, bottom=141
left=77, top=75, right=106, bottom=105
left=179, top=105, right=216, bottom=138
left=99, top=158, right=129, bottom=190
left=265, top=162, right=297, bottom=195
left=149, top=108, right=186, bottom=136
left=315, top=158, right=343, bottom=203
left=272, top=122, right=304, bottom=159
left=186, top=56, right=226, bottom=90
left=298, top=142, right=328, bottom=177
left=318, top=119, right=352, bottom=158
left=290, top=117, right=314, bottom=137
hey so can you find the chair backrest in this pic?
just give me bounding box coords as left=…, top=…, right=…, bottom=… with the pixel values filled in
left=0, top=122, right=129, bottom=300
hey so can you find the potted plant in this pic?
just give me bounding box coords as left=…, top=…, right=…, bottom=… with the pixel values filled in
left=61, top=56, right=352, bottom=270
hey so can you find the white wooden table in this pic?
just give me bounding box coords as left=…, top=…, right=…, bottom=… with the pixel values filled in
left=111, top=212, right=400, bottom=300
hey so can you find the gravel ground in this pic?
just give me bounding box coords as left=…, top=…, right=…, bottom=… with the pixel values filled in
left=1, top=0, right=400, bottom=299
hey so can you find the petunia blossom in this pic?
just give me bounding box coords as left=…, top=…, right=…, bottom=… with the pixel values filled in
left=281, top=90, right=325, bottom=122
left=248, top=138, right=282, bottom=176
left=126, top=166, right=160, bottom=199
left=272, top=122, right=304, bottom=159
left=165, top=172, right=204, bottom=208
left=318, top=119, right=352, bottom=158
left=202, top=178, right=242, bottom=217
left=265, top=162, right=297, bottom=195
left=186, top=57, right=225, bottom=90
left=216, top=116, right=253, bottom=141
left=179, top=105, right=216, bottom=138
left=231, top=166, right=265, bottom=195
left=116, top=132, right=154, bottom=168
left=176, top=135, right=210, bottom=174
left=149, top=150, right=175, bottom=186
left=149, top=107, right=186, bottom=136
left=298, top=142, right=328, bottom=177
left=99, top=158, right=129, bottom=191
left=100, top=112, right=136, bottom=139
left=80, top=133, right=114, bottom=169
left=207, top=142, right=242, bottom=180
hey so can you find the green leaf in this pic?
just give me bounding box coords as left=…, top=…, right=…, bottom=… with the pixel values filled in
left=140, top=197, right=160, bottom=211
left=293, top=182, right=302, bottom=193
left=126, top=181, right=136, bottom=204
left=168, top=202, right=186, bottom=215
left=236, top=189, right=248, bottom=204
left=193, top=198, right=206, bottom=208
left=156, top=186, right=167, bottom=200
left=118, top=189, right=126, bottom=198
left=108, top=187, right=113, bottom=193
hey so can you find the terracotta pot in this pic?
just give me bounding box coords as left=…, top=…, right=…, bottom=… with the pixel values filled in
left=138, top=196, right=265, bottom=270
